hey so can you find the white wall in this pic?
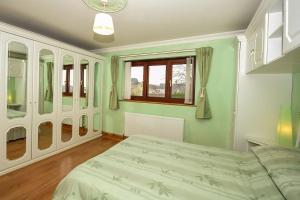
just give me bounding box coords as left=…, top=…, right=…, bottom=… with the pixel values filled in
left=234, top=37, right=293, bottom=151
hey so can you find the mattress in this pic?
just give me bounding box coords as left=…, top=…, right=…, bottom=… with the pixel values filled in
left=53, top=135, right=284, bottom=200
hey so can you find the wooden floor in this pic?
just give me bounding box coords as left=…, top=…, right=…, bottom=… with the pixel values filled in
left=0, top=135, right=121, bottom=200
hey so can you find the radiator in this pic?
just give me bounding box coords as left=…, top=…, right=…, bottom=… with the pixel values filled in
left=124, top=112, right=184, bottom=141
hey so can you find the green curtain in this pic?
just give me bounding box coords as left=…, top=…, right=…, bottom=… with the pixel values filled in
left=195, top=47, right=214, bottom=119
left=109, top=56, right=119, bottom=110
left=45, top=62, right=53, bottom=102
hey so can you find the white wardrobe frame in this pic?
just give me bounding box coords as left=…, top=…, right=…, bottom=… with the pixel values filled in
left=0, top=22, right=104, bottom=176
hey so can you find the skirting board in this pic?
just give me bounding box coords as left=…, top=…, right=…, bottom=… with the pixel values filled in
left=102, top=131, right=127, bottom=141
left=0, top=133, right=102, bottom=176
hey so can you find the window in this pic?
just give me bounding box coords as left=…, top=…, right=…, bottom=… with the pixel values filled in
left=129, top=57, right=195, bottom=104
left=62, top=64, right=87, bottom=97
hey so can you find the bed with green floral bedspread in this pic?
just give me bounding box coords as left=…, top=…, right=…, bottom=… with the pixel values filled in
left=53, top=135, right=284, bottom=200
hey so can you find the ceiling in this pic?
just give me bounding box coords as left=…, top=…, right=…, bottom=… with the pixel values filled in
left=0, top=0, right=261, bottom=50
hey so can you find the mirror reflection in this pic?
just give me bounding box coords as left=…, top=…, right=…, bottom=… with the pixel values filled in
left=93, top=113, right=100, bottom=132
left=39, top=49, right=54, bottom=115
left=94, top=62, right=100, bottom=108
left=79, top=115, right=88, bottom=137
left=61, top=118, right=73, bottom=143
left=38, top=122, right=53, bottom=150
left=7, top=127, right=26, bottom=160
left=62, top=55, right=74, bottom=112
left=80, top=59, right=89, bottom=109
left=7, top=42, right=28, bottom=119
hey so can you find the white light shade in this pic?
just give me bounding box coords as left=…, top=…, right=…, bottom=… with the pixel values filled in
left=93, top=13, right=114, bottom=35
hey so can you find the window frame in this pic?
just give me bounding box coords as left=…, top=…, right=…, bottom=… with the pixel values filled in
left=130, top=57, right=196, bottom=105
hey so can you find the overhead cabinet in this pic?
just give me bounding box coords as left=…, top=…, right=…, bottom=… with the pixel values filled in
left=283, top=0, right=300, bottom=53
left=245, top=0, right=300, bottom=73
left=0, top=23, right=103, bottom=174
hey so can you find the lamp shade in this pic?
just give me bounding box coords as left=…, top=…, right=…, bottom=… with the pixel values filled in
left=277, top=105, right=293, bottom=147
left=93, top=13, right=114, bottom=35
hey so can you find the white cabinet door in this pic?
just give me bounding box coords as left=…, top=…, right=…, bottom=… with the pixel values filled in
left=57, top=49, right=78, bottom=149
left=31, top=42, right=59, bottom=159
left=77, top=56, right=93, bottom=140
left=283, top=0, right=300, bottom=53
left=254, top=21, right=266, bottom=69
left=0, top=32, right=33, bottom=171
left=91, top=59, right=103, bottom=136
left=246, top=33, right=256, bottom=72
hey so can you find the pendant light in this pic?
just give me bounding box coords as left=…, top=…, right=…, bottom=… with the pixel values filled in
left=93, top=13, right=114, bottom=35
left=82, top=0, right=127, bottom=36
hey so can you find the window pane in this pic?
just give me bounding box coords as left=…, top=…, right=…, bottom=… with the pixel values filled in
left=94, top=62, right=101, bottom=108
left=131, top=66, right=143, bottom=96
left=39, top=49, right=54, bottom=115
left=61, top=118, right=72, bottom=143
left=80, top=59, right=89, bottom=110
left=62, top=55, right=74, bottom=112
left=7, top=127, right=26, bottom=160
left=69, top=69, right=73, bottom=93
left=84, top=68, right=87, bottom=94
left=62, top=70, right=67, bottom=93
left=172, top=64, right=187, bottom=99
left=7, top=42, right=28, bottom=119
left=148, top=65, right=166, bottom=97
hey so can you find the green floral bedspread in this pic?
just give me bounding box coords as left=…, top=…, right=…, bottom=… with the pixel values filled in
left=53, top=135, right=284, bottom=200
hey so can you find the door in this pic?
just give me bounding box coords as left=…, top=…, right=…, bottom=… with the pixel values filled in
left=77, top=56, right=92, bottom=139
left=283, top=0, right=300, bottom=53
left=246, top=33, right=256, bottom=72
left=91, top=60, right=103, bottom=135
left=0, top=33, right=33, bottom=170
left=254, top=21, right=266, bottom=69
left=32, top=42, right=59, bottom=158
left=57, top=50, right=78, bottom=149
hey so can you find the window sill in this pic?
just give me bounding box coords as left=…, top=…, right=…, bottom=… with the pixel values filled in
left=120, top=99, right=196, bottom=107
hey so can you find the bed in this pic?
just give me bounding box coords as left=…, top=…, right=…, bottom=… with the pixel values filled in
left=53, top=135, right=300, bottom=200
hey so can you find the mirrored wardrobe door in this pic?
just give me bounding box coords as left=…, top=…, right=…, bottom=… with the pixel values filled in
left=92, top=60, right=103, bottom=135
left=78, top=57, right=90, bottom=111
left=61, top=53, right=75, bottom=113
left=31, top=42, right=58, bottom=159
left=0, top=33, right=33, bottom=169
left=57, top=50, right=78, bottom=149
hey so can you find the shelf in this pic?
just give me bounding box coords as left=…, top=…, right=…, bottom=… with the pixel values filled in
left=269, top=24, right=283, bottom=38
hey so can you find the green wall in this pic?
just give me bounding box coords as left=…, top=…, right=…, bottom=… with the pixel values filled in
left=292, top=73, right=300, bottom=145
left=102, top=38, right=238, bottom=149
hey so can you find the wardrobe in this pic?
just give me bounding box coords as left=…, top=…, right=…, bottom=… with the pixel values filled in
left=0, top=22, right=104, bottom=174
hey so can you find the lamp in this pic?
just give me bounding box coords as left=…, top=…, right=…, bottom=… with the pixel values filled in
left=93, top=13, right=114, bottom=35
left=277, top=105, right=293, bottom=147
left=82, top=0, right=127, bottom=36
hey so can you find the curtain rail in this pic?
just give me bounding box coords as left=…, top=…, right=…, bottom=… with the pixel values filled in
left=118, top=49, right=195, bottom=59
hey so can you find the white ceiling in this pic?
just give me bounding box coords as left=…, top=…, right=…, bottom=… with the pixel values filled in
left=0, top=0, right=261, bottom=50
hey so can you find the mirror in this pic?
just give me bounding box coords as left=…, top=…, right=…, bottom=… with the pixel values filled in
left=7, top=42, right=28, bottom=119
left=79, top=115, right=88, bottom=137
left=6, top=127, right=26, bottom=160
left=62, top=55, right=74, bottom=112
left=61, top=118, right=73, bottom=142
left=94, top=62, right=100, bottom=108
left=80, top=59, right=89, bottom=109
left=39, top=49, right=54, bottom=115
left=93, top=113, right=100, bottom=132
left=38, top=122, right=53, bottom=150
